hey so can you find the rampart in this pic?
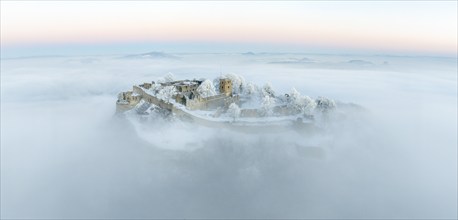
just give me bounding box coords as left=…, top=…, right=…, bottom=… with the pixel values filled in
left=130, top=85, right=231, bottom=127
left=186, top=93, right=239, bottom=110
left=132, top=85, right=174, bottom=111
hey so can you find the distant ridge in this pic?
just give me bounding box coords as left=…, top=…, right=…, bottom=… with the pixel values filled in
left=122, top=51, right=180, bottom=59
left=268, top=57, right=316, bottom=64
left=346, top=60, right=375, bottom=66
left=241, top=52, right=256, bottom=56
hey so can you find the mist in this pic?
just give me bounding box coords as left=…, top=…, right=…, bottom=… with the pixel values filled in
left=1, top=53, right=456, bottom=219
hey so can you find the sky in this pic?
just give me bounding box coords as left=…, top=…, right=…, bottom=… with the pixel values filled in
left=1, top=1, right=457, bottom=57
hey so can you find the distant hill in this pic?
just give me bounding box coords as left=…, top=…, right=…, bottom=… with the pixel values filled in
left=346, top=60, right=375, bottom=66
left=268, top=57, right=316, bottom=64
left=241, top=52, right=256, bottom=56
left=122, top=51, right=180, bottom=59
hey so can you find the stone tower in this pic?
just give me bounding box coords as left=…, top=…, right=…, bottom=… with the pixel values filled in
left=219, top=78, right=232, bottom=96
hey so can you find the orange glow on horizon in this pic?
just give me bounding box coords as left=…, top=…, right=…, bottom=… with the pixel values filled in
left=1, top=1, right=456, bottom=55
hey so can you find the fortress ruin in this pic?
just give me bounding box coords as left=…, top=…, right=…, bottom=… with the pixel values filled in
left=117, top=78, right=239, bottom=113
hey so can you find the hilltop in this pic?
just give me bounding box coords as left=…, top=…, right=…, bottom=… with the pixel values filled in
left=116, top=73, right=343, bottom=130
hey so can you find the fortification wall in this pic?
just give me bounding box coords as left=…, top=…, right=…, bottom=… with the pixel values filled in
left=132, top=86, right=229, bottom=127
left=127, top=86, right=243, bottom=127
left=116, top=102, right=134, bottom=113
left=186, top=94, right=239, bottom=110
left=116, top=88, right=142, bottom=113
left=118, top=86, right=302, bottom=132
left=132, top=85, right=143, bottom=95
left=133, top=86, right=174, bottom=111
left=171, top=107, right=229, bottom=128
left=241, top=109, right=260, bottom=117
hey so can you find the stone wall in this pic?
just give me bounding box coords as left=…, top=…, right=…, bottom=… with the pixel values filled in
left=186, top=94, right=239, bottom=110
left=120, top=85, right=241, bottom=126
left=240, top=108, right=260, bottom=117
left=133, top=86, right=174, bottom=111
left=116, top=89, right=142, bottom=113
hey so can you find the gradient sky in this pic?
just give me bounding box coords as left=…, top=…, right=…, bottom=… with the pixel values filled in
left=1, top=1, right=457, bottom=57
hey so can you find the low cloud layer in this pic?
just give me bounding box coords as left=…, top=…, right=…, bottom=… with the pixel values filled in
left=1, top=53, right=457, bottom=218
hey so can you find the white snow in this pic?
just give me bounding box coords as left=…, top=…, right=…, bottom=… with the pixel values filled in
left=196, top=79, right=217, bottom=98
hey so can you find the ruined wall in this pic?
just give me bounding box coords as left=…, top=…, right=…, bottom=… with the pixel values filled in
left=119, top=85, right=241, bottom=122
left=141, top=83, right=152, bottom=89
left=133, top=86, right=174, bottom=111
left=116, top=89, right=142, bottom=113
left=177, top=84, right=199, bottom=93
left=116, top=102, right=134, bottom=113
left=170, top=107, right=229, bottom=129
left=132, top=85, right=143, bottom=94
left=273, top=105, right=300, bottom=116
left=240, top=109, right=260, bottom=117
left=186, top=94, right=239, bottom=110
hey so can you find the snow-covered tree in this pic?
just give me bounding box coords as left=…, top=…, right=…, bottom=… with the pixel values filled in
left=289, top=87, right=300, bottom=100
left=157, top=72, right=176, bottom=83
left=244, top=82, right=258, bottom=96
left=117, top=92, right=124, bottom=100
left=261, top=95, right=276, bottom=116
left=288, top=88, right=316, bottom=114
left=315, top=97, right=336, bottom=113
left=150, top=85, right=161, bottom=95
left=157, top=86, right=177, bottom=102
left=196, top=79, right=217, bottom=98
left=215, top=73, right=246, bottom=94
left=164, top=72, right=175, bottom=82
left=302, top=95, right=316, bottom=113
left=227, top=103, right=241, bottom=121
left=262, top=83, right=276, bottom=97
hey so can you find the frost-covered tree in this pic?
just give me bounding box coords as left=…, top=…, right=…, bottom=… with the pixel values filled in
left=301, top=95, right=316, bottom=113
left=289, top=87, right=301, bottom=100
left=164, top=72, right=175, bottom=82
left=261, top=95, right=276, bottom=116
left=215, top=73, right=246, bottom=94
left=315, top=97, right=336, bottom=113
left=150, top=85, right=161, bottom=95
left=288, top=88, right=316, bottom=114
left=244, top=82, right=258, bottom=96
left=157, top=86, right=177, bottom=102
left=117, top=92, right=124, bottom=100
left=196, top=80, right=217, bottom=98
left=262, top=83, right=276, bottom=97
left=227, top=103, right=241, bottom=121
left=157, top=72, right=176, bottom=83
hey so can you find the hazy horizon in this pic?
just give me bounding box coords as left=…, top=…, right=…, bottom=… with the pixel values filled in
left=1, top=1, right=457, bottom=58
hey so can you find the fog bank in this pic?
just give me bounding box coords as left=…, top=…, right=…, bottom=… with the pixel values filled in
left=1, top=53, right=456, bottom=218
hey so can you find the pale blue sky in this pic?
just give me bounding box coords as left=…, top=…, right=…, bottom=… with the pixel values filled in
left=1, top=1, right=456, bottom=57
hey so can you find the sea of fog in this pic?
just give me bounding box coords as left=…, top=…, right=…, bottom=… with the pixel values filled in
left=1, top=52, right=457, bottom=219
